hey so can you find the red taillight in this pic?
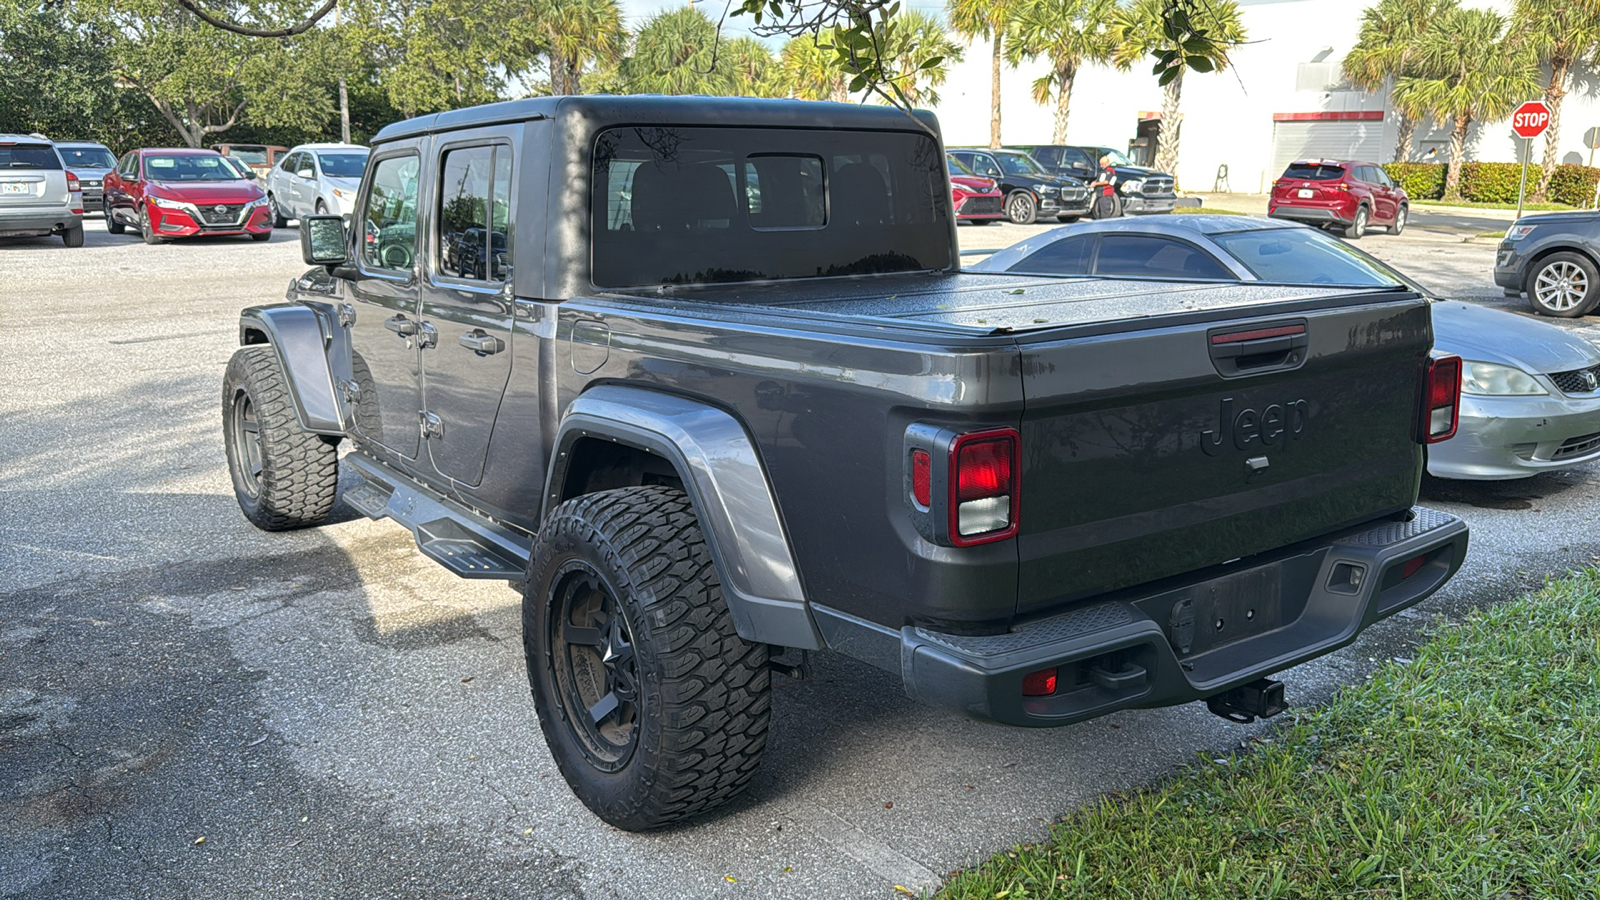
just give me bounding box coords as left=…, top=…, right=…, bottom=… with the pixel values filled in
left=66, top=171, right=79, bottom=189
left=1335, top=182, right=1350, bottom=192
left=949, top=429, right=1019, bottom=546
left=1022, top=667, right=1058, bottom=697
left=1400, top=553, right=1427, bottom=579
left=1423, top=355, right=1461, bottom=443
left=911, top=449, right=931, bottom=507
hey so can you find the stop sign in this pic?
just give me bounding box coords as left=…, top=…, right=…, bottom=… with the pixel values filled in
left=1511, top=100, right=1552, bottom=138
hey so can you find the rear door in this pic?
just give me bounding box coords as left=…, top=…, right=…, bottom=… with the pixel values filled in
left=346, top=148, right=425, bottom=460
left=1012, top=295, right=1429, bottom=616
left=417, top=126, right=519, bottom=486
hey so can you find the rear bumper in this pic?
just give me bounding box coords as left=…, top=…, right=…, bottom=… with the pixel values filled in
left=1268, top=202, right=1355, bottom=226
left=1493, top=243, right=1523, bottom=289
left=816, top=507, right=1467, bottom=727
left=0, top=208, right=81, bottom=236
left=1124, top=195, right=1177, bottom=214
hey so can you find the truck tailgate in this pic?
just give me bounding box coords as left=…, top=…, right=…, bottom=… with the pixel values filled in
left=1014, top=294, right=1430, bottom=617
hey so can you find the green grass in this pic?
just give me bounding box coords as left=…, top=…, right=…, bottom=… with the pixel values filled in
left=937, top=568, right=1600, bottom=900
left=1410, top=198, right=1574, bottom=212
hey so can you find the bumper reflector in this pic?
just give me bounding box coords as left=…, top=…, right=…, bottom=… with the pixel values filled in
left=1022, top=667, right=1058, bottom=697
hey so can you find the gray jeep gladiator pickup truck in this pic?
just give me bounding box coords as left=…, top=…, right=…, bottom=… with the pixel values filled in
left=222, top=96, right=1469, bottom=830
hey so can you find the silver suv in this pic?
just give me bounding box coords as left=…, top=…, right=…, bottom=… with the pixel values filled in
left=0, top=135, right=84, bottom=246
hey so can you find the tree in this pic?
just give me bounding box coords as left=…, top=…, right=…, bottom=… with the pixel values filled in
left=1512, top=0, right=1600, bottom=201
left=877, top=10, right=962, bottom=107
left=1113, top=0, right=1245, bottom=181
left=780, top=33, right=852, bottom=102
left=536, top=0, right=626, bottom=96
left=622, top=6, right=777, bottom=97
left=344, top=0, right=544, bottom=117
left=1392, top=6, right=1541, bottom=201
left=947, top=0, right=1015, bottom=148
left=1342, top=0, right=1458, bottom=162
left=1005, top=0, right=1116, bottom=144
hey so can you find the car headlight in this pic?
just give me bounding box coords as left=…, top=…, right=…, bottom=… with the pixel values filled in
left=1120, top=179, right=1145, bottom=193
left=1505, top=223, right=1536, bottom=240
left=1032, top=183, right=1058, bottom=195
left=1460, top=361, right=1547, bottom=395
left=244, top=196, right=268, bottom=210
left=148, top=195, right=188, bottom=210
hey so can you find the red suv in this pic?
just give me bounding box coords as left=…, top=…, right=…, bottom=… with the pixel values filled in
left=1268, top=159, right=1407, bottom=239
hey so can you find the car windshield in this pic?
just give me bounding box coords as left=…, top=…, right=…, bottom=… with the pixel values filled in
left=947, top=156, right=974, bottom=177
left=1211, top=228, right=1410, bottom=288
left=1282, top=163, right=1347, bottom=181
left=317, top=152, right=368, bottom=179
left=998, top=154, right=1045, bottom=176
left=0, top=144, right=62, bottom=169
left=145, top=154, right=243, bottom=181
left=1090, top=148, right=1135, bottom=167
left=226, top=148, right=270, bottom=165
left=58, top=146, right=116, bottom=168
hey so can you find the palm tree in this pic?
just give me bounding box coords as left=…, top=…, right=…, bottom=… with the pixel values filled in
left=881, top=10, right=964, bottom=107
left=536, top=0, right=626, bottom=95
left=1004, top=0, right=1116, bottom=144
left=947, top=0, right=1016, bottom=148
left=1341, top=0, right=1459, bottom=162
left=780, top=34, right=851, bottom=102
left=623, top=6, right=777, bottom=96
left=1392, top=7, right=1541, bottom=201
left=1512, top=0, right=1600, bottom=201
left=1112, top=0, right=1245, bottom=181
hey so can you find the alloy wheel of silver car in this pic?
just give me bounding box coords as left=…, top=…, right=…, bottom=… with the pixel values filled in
left=1534, top=261, right=1589, bottom=312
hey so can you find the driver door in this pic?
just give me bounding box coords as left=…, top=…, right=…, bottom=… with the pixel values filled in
left=344, top=149, right=424, bottom=460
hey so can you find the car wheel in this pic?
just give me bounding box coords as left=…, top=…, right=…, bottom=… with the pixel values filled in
left=315, top=199, right=328, bottom=215
left=1006, top=192, right=1037, bottom=225
left=61, top=224, right=84, bottom=248
left=104, top=199, right=125, bottom=234
left=1057, top=215, right=1082, bottom=223
left=1526, top=252, right=1600, bottom=317
left=268, top=193, right=287, bottom=228
left=221, top=346, right=340, bottom=531
left=138, top=206, right=163, bottom=245
left=966, top=219, right=995, bottom=226
left=1390, top=205, right=1407, bottom=235
left=1344, top=205, right=1368, bottom=240
left=524, top=485, right=771, bottom=831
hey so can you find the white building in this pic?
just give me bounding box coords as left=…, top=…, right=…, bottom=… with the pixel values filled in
left=926, top=0, right=1600, bottom=192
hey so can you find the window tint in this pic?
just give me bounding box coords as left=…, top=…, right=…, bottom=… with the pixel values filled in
left=229, top=147, right=269, bottom=166
left=1093, top=235, right=1233, bottom=279
left=278, top=152, right=297, bottom=172
left=144, top=154, right=236, bottom=181
left=58, top=146, right=116, bottom=168
left=118, top=152, right=138, bottom=177
left=997, top=154, right=1043, bottom=176
left=0, top=144, right=61, bottom=170
left=318, top=152, right=368, bottom=179
left=438, top=145, right=513, bottom=282
left=361, top=154, right=420, bottom=271
left=969, top=155, right=1002, bottom=178
left=1063, top=148, right=1094, bottom=170
left=1009, top=235, right=1093, bottom=275
left=1029, top=147, right=1059, bottom=165
left=592, top=126, right=948, bottom=287
left=947, top=155, right=974, bottom=177
left=1282, top=163, right=1347, bottom=181
left=1211, top=228, right=1406, bottom=287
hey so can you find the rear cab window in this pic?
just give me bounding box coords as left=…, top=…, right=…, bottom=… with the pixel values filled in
left=592, top=126, right=949, bottom=287
left=1282, top=163, right=1347, bottom=181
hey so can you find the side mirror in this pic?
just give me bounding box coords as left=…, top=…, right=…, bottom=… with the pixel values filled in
left=297, top=168, right=315, bottom=179
left=301, top=214, right=348, bottom=266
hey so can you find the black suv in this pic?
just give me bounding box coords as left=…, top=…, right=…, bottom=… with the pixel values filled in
left=947, top=147, right=1091, bottom=224
left=1495, top=212, right=1600, bottom=317
left=1012, top=145, right=1177, bottom=216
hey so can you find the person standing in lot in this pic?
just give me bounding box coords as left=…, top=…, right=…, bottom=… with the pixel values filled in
left=1093, top=154, right=1121, bottom=218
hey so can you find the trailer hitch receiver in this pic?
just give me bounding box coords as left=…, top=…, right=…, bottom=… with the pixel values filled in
left=1206, top=678, right=1287, bottom=724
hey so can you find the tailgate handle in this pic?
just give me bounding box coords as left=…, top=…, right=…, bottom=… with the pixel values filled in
left=1209, top=323, right=1307, bottom=376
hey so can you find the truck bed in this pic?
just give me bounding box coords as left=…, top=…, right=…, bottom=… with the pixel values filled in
left=595, top=272, right=1378, bottom=336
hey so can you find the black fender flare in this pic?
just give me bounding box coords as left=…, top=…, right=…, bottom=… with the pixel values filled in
left=238, top=304, right=345, bottom=436
left=544, top=384, right=821, bottom=650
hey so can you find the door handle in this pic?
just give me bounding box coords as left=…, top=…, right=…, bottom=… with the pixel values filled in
left=458, top=330, right=504, bottom=355
left=417, top=321, right=438, bottom=349
left=384, top=314, right=418, bottom=337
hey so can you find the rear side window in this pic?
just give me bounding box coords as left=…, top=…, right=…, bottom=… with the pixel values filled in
left=1010, top=235, right=1093, bottom=275
left=1093, top=235, right=1233, bottom=280
left=592, top=125, right=949, bottom=287
left=0, top=144, right=62, bottom=170
left=437, top=144, right=512, bottom=282
left=1282, top=164, right=1346, bottom=181
left=1212, top=229, right=1404, bottom=287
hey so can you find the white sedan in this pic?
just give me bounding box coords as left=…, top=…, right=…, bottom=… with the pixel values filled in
left=264, top=143, right=369, bottom=226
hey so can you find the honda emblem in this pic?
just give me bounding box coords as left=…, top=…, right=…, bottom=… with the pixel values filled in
left=1585, top=371, right=1598, bottom=391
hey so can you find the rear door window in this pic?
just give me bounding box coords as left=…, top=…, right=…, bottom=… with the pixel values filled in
left=1093, top=235, right=1233, bottom=280
left=1282, top=163, right=1347, bottom=181
left=436, top=144, right=513, bottom=282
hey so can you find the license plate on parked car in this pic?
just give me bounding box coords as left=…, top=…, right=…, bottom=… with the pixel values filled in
left=1297, top=188, right=1314, bottom=198
left=2, top=183, right=30, bottom=195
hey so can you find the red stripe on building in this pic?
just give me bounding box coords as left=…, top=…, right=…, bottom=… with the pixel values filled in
left=1272, top=111, right=1385, bottom=122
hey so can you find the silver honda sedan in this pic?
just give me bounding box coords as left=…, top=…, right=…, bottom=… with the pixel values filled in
left=971, top=215, right=1600, bottom=480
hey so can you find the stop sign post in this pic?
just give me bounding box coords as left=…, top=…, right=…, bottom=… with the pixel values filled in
left=1512, top=100, right=1551, bottom=219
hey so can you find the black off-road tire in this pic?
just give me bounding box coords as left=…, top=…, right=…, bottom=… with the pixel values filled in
left=524, top=486, right=771, bottom=831
left=222, top=346, right=339, bottom=530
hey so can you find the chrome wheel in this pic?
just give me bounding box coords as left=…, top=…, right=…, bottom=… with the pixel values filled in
left=550, top=564, right=640, bottom=770
left=1535, top=261, right=1590, bottom=312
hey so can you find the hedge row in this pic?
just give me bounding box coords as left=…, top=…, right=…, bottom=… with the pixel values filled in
left=1379, top=161, right=1600, bottom=206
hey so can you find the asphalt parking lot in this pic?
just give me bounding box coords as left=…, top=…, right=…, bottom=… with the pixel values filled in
left=3, top=212, right=1599, bottom=899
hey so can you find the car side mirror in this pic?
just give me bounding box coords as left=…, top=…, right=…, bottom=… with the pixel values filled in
left=301, top=215, right=348, bottom=267
left=297, top=168, right=315, bottom=179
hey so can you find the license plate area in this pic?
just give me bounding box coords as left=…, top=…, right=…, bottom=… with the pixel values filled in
left=1148, top=564, right=1291, bottom=658
left=1297, top=188, right=1314, bottom=198
left=2, top=183, right=32, bottom=195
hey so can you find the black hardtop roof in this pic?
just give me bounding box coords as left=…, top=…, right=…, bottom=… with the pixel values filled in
left=372, top=95, right=942, bottom=145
